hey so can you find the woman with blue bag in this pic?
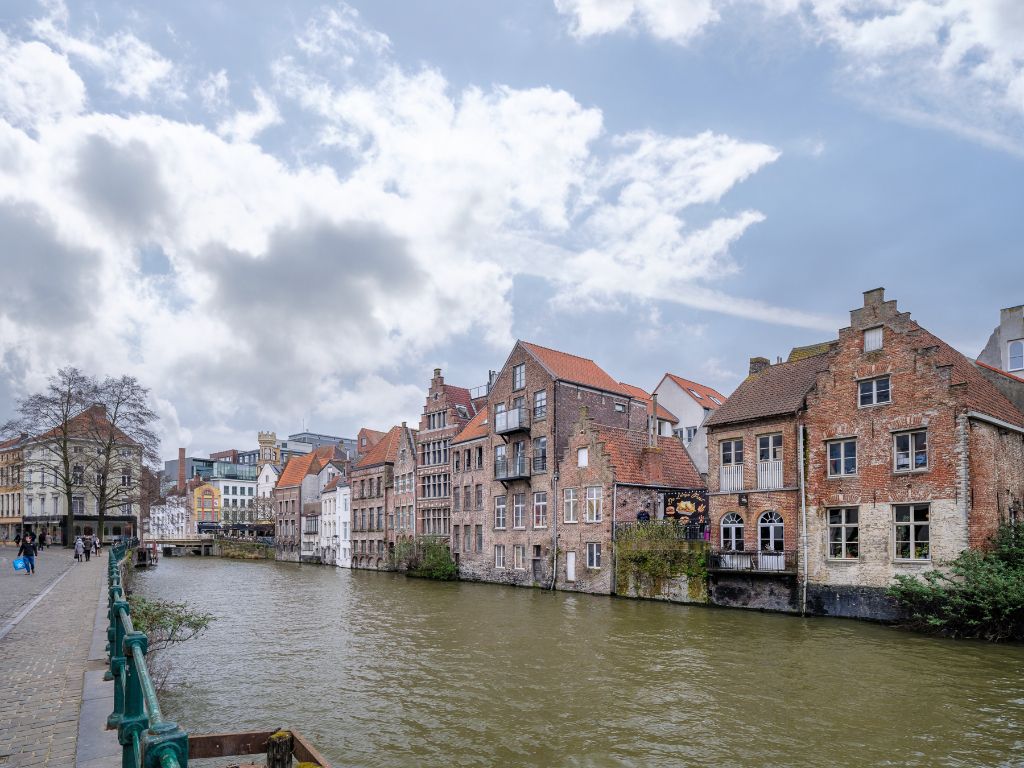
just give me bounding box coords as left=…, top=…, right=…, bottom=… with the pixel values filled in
left=17, top=535, right=37, bottom=575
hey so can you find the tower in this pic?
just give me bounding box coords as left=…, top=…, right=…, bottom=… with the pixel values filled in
left=257, top=431, right=279, bottom=468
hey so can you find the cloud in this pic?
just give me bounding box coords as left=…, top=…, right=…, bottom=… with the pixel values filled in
left=30, top=0, right=178, bottom=101
left=199, top=69, right=230, bottom=110
left=216, top=88, right=282, bottom=142
left=553, top=0, right=1024, bottom=154
left=0, top=32, right=85, bottom=129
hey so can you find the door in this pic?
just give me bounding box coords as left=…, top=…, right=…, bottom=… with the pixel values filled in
left=566, top=551, right=576, bottom=582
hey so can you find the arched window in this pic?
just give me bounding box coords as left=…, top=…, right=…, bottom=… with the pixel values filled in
left=1009, top=340, right=1024, bottom=371
left=721, top=512, right=744, bottom=550
left=759, top=510, right=784, bottom=552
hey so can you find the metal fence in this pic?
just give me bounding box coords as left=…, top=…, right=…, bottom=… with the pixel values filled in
left=105, top=539, right=191, bottom=768
left=707, top=548, right=797, bottom=573
left=614, top=521, right=709, bottom=541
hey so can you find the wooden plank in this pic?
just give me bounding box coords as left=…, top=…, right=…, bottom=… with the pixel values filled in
left=188, top=731, right=274, bottom=758
left=292, top=731, right=331, bottom=766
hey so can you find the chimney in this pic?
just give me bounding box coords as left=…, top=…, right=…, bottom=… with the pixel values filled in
left=650, top=394, right=659, bottom=448
left=863, top=287, right=885, bottom=306
left=177, top=447, right=186, bottom=493
left=749, top=356, right=770, bottom=376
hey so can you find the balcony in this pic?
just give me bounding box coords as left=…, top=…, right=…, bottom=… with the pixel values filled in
left=494, top=407, right=530, bottom=435
left=532, top=455, right=548, bottom=473
left=719, top=464, right=743, bottom=493
left=708, top=549, right=796, bottom=574
left=757, top=460, right=783, bottom=490
left=495, top=456, right=530, bottom=481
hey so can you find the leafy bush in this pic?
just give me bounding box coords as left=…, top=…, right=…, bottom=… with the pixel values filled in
left=887, top=521, right=1024, bottom=642
left=409, top=539, right=458, bottom=581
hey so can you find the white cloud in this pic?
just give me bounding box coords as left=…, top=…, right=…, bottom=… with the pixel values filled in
left=0, top=32, right=85, bottom=129
left=554, top=0, right=1024, bottom=153
left=199, top=69, right=229, bottom=110
left=216, top=88, right=282, bottom=142
left=30, top=0, right=178, bottom=101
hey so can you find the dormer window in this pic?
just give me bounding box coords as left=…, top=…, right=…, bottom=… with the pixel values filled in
left=864, top=327, right=883, bottom=352
left=709, top=395, right=722, bottom=405
left=689, top=389, right=702, bottom=399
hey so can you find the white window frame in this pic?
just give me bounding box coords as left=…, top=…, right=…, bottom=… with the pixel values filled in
left=586, top=542, right=601, bottom=569
left=858, top=375, right=891, bottom=407
left=563, top=488, right=578, bottom=523
left=827, top=439, right=857, bottom=477
left=512, top=493, right=525, bottom=529
left=512, top=364, right=525, bottom=390
left=513, top=544, right=525, bottom=570
left=721, top=512, right=744, bottom=550
left=893, top=504, right=930, bottom=561
left=893, top=430, right=928, bottom=473
left=1009, top=339, right=1024, bottom=371
left=827, top=507, right=859, bottom=560
left=494, top=544, right=506, bottom=569
left=720, top=439, right=743, bottom=466
left=533, top=492, right=548, bottom=529
left=494, top=495, right=506, bottom=530
left=577, top=447, right=588, bottom=467
left=757, top=433, right=782, bottom=462
left=864, top=326, right=883, bottom=352
left=585, top=486, right=602, bottom=523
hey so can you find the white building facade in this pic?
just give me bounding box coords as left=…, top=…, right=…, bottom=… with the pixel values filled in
left=146, top=495, right=192, bottom=539
left=653, top=374, right=728, bottom=478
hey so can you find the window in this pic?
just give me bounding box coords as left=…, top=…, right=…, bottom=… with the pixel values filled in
left=533, top=437, right=547, bottom=472
left=864, top=326, right=883, bottom=352
left=709, top=395, right=722, bottom=405
left=1010, top=340, right=1024, bottom=371
left=453, top=487, right=460, bottom=511
left=894, top=504, right=929, bottom=560
left=828, top=508, right=859, bottom=559
left=721, top=512, right=744, bottom=550
left=586, top=542, right=601, bottom=569
left=533, top=492, right=548, bottom=528
left=513, top=545, right=526, bottom=570
left=685, top=427, right=698, bottom=443
left=475, top=447, right=483, bottom=469
left=121, top=467, right=132, bottom=487
left=494, top=495, right=507, bottom=529
left=689, top=388, right=702, bottom=400
left=859, top=376, right=891, bottom=406
left=475, top=524, right=483, bottom=552
left=577, top=447, right=588, bottom=467
left=894, top=430, right=927, bottom=472
left=721, top=439, right=743, bottom=465
left=454, top=452, right=461, bottom=472
left=585, top=486, right=602, bottom=522
left=827, top=439, right=857, bottom=476
left=758, top=510, right=784, bottom=552
left=453, top=527, right=460, bottom=551
left=475, top=484, right=483, bottom=510
left=72, top=496, right=85, bottom=515
left=758, top=434, right=782, bottom=462
left=614, top=402, right=626, bottom=413
left=513, top=493, right=525, bottom=528
left=72, top=464, right=84, bottom=485
left=512, top=364, right=525, bottom=390
left=564, top=488, right=578, bottom=523
left=534, top=390, right=547, bottom=419
left=495, top=544, right=506, bottom=568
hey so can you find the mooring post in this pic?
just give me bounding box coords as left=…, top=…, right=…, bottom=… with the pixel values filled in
left=266, top=730, right=293, bottom=768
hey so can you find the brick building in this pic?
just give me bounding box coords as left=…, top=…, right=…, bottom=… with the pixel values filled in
left=415, top=368, right=475, bottom=540
left=450, top=406, right=489, bottom=574
left=272, top=444, right=336, bottom=562
left=350, top=425, right=411, bottom=569
left=390, top=424, right=417, bottom=550
left=479, top=341, right=649, bottom=588
left=705, top=288, right=1024, bottom=619
left=0, top=435, right=24, bottom=542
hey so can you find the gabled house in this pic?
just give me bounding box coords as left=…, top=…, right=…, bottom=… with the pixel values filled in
left=450, top=406, right=489, bottom=575
left=653, top=374, right=728, bottom=477
left=272, top=444, right=337, bottom=562
left=350, top=425, right=411, bottom=570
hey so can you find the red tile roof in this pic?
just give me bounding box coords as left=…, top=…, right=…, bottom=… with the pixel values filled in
left=976, top=360, right=1024, bottom=385
left=277, top=451, right=318, bottom=488
left=322, top=476, right=341, bottom=493
left=34, top=404, right=136, bottom=444
left=445, top=385, right=476, bottom=418
left=594, top=424, right=703, bottom=488
left=662, top=374, right=728, bottom=409
left=452, top=406, right=489, bottom=444
left=617, top=382, right=679, bottom=423
left=705, top=353, right=830, bottom=428
left=355, top=425, right=407, bottom=469
left=520, top=341, right=633, bottom=396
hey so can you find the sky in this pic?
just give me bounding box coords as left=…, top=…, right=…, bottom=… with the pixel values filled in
left=0, top=0, right=1021, bottom=460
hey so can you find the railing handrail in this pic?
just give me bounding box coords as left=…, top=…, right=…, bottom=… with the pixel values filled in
left=106, top=538, right=190, bottom=767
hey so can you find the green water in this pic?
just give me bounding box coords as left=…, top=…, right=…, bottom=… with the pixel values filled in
left=136, top=557, right=1024, bottom=768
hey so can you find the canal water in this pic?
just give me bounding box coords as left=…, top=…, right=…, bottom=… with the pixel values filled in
left=136, top=557, right=1024, bottom=768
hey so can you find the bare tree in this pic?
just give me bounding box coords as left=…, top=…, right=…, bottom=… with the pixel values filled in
left=80, top=375, right=161, bottom=538
left=1, top=367, right=95, bottom=545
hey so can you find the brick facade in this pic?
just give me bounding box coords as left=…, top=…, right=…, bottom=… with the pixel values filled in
left=350, top=461, right=389, bottom=569
left=449, top=409, right=490, bottom=579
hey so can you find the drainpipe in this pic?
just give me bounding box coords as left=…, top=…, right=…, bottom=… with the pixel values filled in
left=550, top=469, right=559, bottom=590
left=610, top=481, right=618, bottom=594
left=798, top=422, right=808, bottom=617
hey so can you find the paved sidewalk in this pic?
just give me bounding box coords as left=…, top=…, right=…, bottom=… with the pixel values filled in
left=0, top=546, right=77, bottom=623
left=0, top=554, right=107, bottom=767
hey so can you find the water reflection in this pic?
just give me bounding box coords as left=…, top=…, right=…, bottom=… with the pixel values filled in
left=137, top=558, right=1024, bottom=768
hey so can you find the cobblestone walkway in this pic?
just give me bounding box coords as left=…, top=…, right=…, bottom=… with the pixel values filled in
left=0, top=551, right=106, bottom=767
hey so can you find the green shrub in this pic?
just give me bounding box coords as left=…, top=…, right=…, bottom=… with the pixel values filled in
left=391, top=538, right=458, bottom=581
left=887, top=521, right=1024, bottom=642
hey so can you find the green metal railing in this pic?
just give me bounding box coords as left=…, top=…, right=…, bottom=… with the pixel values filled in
left=106, top=540, right=190, bottom=768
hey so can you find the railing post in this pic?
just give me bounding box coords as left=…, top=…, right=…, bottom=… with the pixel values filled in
left=106, top=595, right=129, bottom=729
left=143, top=721, right=190, bottom=768
left=119, top=631, right=150, bottom=768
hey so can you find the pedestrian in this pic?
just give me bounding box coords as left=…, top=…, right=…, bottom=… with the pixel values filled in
left=92, top=534, right=99, bottom=555
left=17, top=534, right=37, bottom=575
left=74, top=536, right=84, bottom=563
left=14, top=532, right=20, bottom=547
left=83, top=541, right=91, bottom=562
left=39, top=531, right=47, bottom=551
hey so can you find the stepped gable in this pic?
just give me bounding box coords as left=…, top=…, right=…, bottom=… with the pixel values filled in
left=706, top=353, right=831, bottom=428
left=593, top=424, right=703, bottom=488
left=452, top=406, right=489, bottom=445
left=520, top=341, right=633, bottom=397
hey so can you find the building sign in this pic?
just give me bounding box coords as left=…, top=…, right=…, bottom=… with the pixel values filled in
left=662, top=489, right=709, bottom=530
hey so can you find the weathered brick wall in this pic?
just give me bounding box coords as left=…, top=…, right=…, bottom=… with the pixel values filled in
left=451, top=434, right=492, bottom=581
left=273, top=485, right=300, bottom=562
left=350, top=464, right=388, bottom=569
left=553, top=381, right=645, bottom=459
left=966, top=417, right=1024, bottom=549
left=392, top=429, right=416, bottom=547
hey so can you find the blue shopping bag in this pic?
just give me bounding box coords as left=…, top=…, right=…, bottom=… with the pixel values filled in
left=12, top=557, right=27, bottom=571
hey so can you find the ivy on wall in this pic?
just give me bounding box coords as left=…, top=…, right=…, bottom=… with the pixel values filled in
left=614, top=523, right=708, bottom=601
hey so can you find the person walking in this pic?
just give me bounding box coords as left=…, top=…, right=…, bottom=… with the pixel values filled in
left=74, top=536, right=84, bottom=563
left=17, top=534, right=37, bottom=575
left=92, top=534, right=99, bottom=555
left=83, top=540, right=91, bottom=562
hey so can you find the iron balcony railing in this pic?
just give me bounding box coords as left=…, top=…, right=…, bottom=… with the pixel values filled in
left=494, top=456, right=530, bottom=481
left=707, top=548, right=797, bottom=573
left=494, top=407, right=530, bottom=434
left=614, top=520, right=709, bottom=540
left=757, top=459, right=784, bottom=490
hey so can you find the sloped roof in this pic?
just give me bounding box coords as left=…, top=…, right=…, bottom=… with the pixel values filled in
left=520, top=341, right=633, bottom=396
left=356, top=428, right=386, bottom=452
left=0, top=435, right=24, bottom=451
left=355, top=425, right=406, bottom=469
left=445, top=385, right=476, bottom=418
left=35, top=404, right=136, bottom=445
left=661, top=374, right=728, bottom=409
left=277, top=451, right=318, bottom=488
left=452, top=406, right=489, bottom=444
left=594, top=424, right=703, bottom=489
left=617, top=382, right=679, bottom=423
left=706, top=353, right=830, bottom=428
left=975, top=360, right=1024, bottom=385
left=911, top=327, right=1024, bottom=427
left=322, top=476, right=341, bottom=493
left=788, top=341, right=838, bottom=362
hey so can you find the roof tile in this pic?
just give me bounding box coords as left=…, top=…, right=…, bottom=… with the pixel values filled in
left=521, top=341, right=633, bottom=397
